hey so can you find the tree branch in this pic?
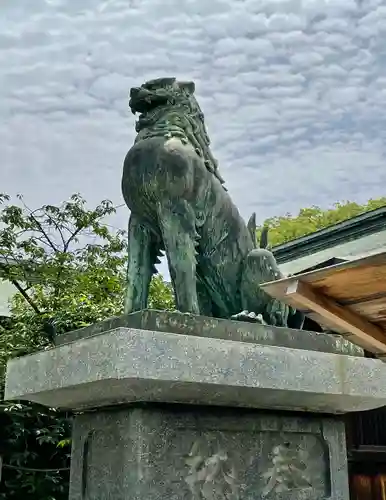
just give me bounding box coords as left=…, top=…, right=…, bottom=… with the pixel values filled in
left=20, top=201, right=58, bottom=253
left=0, top=252, right=31, bottom=283
left=11, top=280, right=41, bottom=315
left=28, top=212, right=58, bottom=253
left=42, top=209, right=66, bottom=249
left=63, top=226, right=83, bottom=252
left=2, top=463, right=70, bottom=472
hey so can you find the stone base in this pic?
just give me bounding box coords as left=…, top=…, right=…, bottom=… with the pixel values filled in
left=69, top=404, right=349, bottom=500
left=5, top=311, right=383, bottom=499
left=5, top=321, right=386, bottom=414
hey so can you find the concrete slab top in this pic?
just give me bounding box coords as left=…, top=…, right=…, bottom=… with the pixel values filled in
left=55, top=309, right=364, bottom=357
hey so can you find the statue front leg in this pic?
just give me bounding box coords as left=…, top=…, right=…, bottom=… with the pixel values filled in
left=157, top=200, right=200, bottom=315
left=197, top=278, right=214, bottom=317
left=238, top=248, right=290, bottom=327
left=124, top=213, right=160, bottom=314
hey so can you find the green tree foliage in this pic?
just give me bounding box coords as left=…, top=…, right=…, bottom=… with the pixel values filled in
left=257, top=198, right=386, bottom=247
left=0, top=402, right=72, bottom=500
left=0, top=194, right=174, bottom=499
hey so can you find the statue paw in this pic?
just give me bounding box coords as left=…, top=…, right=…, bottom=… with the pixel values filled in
left=175, top=310, right=196, bottom=317
left=231, top=310, right=267, bottom=324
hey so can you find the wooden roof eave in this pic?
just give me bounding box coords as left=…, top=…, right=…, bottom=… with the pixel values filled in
left=261, top=251, right=386, bottom=359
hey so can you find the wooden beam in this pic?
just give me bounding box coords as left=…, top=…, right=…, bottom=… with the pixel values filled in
left=262, top=251, right=386, bottom=298
left=285, top=280, right=386, bottom=354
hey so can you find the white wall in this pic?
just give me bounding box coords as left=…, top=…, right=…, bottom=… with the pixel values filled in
left=0, top=279, right=16, bottom=317
left=280, top=228, right=386, bottom=275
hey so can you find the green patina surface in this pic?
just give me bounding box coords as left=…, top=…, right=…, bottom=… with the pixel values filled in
left=121, top=77, right=303, bottom=328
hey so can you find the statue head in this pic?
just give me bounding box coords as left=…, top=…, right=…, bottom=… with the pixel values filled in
left=129, top=77, right=196, bottom=115
left=128, top=77, right=225, bottom=186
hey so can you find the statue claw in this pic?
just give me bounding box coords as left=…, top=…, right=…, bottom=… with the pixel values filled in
left=230, top=310, right=267, bottom=324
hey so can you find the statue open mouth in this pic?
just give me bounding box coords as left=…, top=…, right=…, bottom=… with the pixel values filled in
left=129, top=86, right=168, bottom=115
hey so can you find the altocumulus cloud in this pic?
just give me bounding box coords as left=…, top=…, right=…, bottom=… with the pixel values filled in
left=1, top=0, right=386, bottom=232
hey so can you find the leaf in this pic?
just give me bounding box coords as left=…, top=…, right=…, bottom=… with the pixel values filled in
left=57, top=439, right=71, bottom=448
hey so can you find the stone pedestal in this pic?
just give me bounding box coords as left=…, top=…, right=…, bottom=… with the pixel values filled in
left=6, top=310, right=386, bottom=499
left=69, top=405, right=347, bottom=500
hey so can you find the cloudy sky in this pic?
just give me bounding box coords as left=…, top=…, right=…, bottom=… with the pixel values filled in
left=2, top=0, right=386, bottom=238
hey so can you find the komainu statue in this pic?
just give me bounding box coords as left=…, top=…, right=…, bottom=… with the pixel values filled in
left=122, top=77, right=304, bottom=328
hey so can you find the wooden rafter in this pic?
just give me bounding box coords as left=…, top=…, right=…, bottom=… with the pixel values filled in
left=285, top=280, right=386, bottom=354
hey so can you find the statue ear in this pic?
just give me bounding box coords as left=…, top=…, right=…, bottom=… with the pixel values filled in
left=143, top=77, right=176, bottom=90
left=178, top=81, right=195, bottom=94
left=247, top=213, right=257, bottom=248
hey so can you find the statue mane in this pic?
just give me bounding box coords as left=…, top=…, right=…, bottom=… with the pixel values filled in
left=129, top=77, right=225, bottom=186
